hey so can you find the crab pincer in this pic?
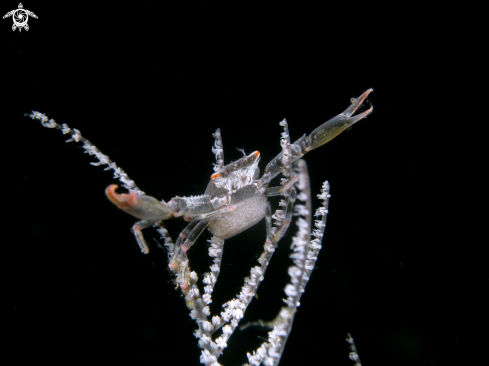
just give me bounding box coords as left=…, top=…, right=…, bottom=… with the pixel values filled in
left=307, top=88, right=373, bottom=151
left=105, top=184, right=173, bottom=221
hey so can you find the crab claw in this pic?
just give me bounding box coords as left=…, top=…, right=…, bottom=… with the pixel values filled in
left=106, top=184, right=139, bottom=210
left=105, top=184, right=173, bottom=221
left=308, top=88, right=374, bottom=151
left=341, top=88, right=374, bottom=119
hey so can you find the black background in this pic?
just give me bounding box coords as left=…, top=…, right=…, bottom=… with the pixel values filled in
left=3, top=2, right=483, bottom=366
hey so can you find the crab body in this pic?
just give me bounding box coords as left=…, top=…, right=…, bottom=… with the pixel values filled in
left=208, top=184, right=268, bottom=239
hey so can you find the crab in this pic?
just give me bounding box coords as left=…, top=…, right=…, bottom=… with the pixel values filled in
left=28, top=89, right=373, bottom=366
left=103, top=88, right=373, bottom=291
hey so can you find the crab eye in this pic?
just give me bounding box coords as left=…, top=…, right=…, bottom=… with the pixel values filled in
left=211, top=173, right=221, bottom=180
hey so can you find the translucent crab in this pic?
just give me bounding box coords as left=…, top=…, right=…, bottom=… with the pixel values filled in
left=104, top=89, right=372, bottom=290
left=28, top=89, right=373, bottom=366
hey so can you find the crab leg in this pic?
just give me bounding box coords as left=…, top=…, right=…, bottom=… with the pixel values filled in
left=257, top=178, right=297, bottom=272
left=273, top=186, right=297, bottom=243
left=265, top=175, right=300, bottom=197
left=182, top=204, right=238, bottom=222
left=263, top=88, right=373, bottom=181
left=168, top=220, right=210, bottom=293
left=131, top=219, right=156, bottom=254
